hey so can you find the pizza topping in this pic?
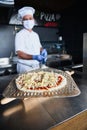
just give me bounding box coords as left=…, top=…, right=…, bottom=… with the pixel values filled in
left=16, top=71, right=67, bottom=92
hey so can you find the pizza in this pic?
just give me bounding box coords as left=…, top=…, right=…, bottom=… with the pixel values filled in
left=16, top=71, right=67, bottom=93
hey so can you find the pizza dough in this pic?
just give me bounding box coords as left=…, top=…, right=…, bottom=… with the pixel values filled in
left=16, top=71, right=67, bottom=93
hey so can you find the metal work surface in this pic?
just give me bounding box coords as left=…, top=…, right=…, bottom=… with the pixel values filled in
left=0, top=71, right=87, bottom=130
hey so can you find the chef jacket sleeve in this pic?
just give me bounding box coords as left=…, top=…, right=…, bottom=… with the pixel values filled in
left=15, top=33, right=25, bottom=54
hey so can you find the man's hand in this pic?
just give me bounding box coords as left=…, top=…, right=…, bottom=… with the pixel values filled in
left=41, top=49, right=47, bottom=64
left=33, top=55, right=44, bottom=62
left=41, top=49, right=47, bottom=58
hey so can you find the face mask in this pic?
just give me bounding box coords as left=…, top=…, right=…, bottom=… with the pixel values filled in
left=23, top=20, right=35, bottom=30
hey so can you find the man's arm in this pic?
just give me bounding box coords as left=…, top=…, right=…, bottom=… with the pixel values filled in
left=17, top=50, right=44, bottom=62
left=17, top=47, right=43, bottom=59
left=40, top=47, right=43, bottom=52
left=17, top=50, right=32, bottom=59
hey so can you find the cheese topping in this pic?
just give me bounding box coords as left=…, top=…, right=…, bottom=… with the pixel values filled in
left=16, top=71, right=67, bottom=92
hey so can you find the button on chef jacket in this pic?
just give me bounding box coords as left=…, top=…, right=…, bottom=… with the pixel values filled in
left=15, top=28, right=42, bottom=73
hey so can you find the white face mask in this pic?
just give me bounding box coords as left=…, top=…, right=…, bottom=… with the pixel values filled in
left=23, top=20, right=35, bottom=30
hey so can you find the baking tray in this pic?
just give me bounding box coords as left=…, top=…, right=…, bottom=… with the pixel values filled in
left=2, top=68, right=81, bottom=98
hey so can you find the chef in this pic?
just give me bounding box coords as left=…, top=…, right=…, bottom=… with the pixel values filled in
left=15, top=6, right=47, bottom=73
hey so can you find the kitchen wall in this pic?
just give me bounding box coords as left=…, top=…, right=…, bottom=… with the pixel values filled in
left=0, top=25, right=15, bottom=57
left=59, top=0, right=87, bottom=64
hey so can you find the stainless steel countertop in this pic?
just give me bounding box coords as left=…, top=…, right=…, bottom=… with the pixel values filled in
left=0, top=63, right=12, bottom=69
left=0, top=61, right=17, bottom=69
left=0, top=71, right=87, bottom=130
left=0, top=56, right=18, bottom=69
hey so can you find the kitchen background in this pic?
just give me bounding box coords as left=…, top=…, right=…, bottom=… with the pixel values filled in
left=0, top=0, right=87, bottom=74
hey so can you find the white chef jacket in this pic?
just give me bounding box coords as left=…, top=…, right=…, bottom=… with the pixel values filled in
left=15, top=28, right=42, bottom=73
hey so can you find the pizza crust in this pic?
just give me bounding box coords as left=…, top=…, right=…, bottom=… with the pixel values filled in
left=16, top=71, right=67, bottom=93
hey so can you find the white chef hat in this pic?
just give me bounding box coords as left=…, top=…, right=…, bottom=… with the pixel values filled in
left=18, top=6, right=35, bottom=19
